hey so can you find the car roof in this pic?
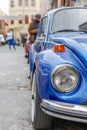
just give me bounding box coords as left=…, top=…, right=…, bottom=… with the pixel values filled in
left=43, top=6, right=87, bottom=17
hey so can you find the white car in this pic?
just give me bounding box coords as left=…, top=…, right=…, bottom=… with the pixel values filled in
left=0, top=34, right=5, bottom=45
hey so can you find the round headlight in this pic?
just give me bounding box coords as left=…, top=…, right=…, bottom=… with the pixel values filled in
left=51, top=65, right=79, bottom=93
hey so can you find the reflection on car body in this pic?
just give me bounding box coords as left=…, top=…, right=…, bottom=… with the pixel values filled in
left=29, top=7, right=87, bottom=129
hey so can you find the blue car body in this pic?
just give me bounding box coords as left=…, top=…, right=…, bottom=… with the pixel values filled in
left=30, top=7, right=87, bottom=128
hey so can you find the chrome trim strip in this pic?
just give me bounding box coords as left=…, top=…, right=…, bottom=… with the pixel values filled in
left=41, top=100, right=87, bottom=123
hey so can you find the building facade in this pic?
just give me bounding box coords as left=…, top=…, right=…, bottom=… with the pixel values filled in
left=9, top=0, right=41, bottom=42
left=0, top=9, right=8, bottom=35
left=40, top=0, right=54, bottom=15
left=75, top=0, right=87, bottom=6
left=48, top=0, right=87, bottom=8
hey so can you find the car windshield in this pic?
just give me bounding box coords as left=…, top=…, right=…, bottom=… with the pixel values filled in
left=51, top=8, right=87, bottom=33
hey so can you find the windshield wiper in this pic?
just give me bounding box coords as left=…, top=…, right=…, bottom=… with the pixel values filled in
left=52, top=29, right=79, bottom=34
left=79, top=21, right=87, bottom=32
left=79, top=28, right=87, bottom=32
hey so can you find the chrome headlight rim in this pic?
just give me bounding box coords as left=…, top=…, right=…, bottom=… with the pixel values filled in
left=51, top=64, right=79, bottom=93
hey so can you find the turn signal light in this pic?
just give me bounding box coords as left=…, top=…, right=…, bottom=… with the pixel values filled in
left=54, top=44, right=65, bottom=52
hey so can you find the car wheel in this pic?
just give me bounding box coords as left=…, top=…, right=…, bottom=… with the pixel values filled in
left=31, top=72, right=52, bottom=129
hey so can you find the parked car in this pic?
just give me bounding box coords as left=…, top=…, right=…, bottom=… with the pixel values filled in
left=29, top=7, right=87, bottom=129
left=0, top=34, right=5, bottom=45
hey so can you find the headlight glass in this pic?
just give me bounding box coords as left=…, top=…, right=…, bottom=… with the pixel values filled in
left=51, top=65, right=79, bottom=93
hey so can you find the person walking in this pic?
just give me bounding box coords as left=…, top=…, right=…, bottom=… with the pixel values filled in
left=6, top=30, right=16, bottom=50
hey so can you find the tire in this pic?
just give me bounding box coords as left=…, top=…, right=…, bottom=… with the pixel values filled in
left=31, top=72, right=52, bottom=129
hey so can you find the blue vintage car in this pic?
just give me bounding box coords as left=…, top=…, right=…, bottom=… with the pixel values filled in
left=29, top=7, right=87, bottom=129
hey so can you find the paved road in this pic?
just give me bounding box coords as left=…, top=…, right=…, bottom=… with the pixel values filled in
left=0, top=45, right=87, bottom=130
left=0, top=45, right=33, bottom=130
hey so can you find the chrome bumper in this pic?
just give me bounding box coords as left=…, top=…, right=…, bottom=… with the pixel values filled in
left=41, top=100, right=87, bottom=123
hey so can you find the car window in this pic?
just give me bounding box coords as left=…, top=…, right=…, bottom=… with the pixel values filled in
left=39, top=16, right=48, bottom=37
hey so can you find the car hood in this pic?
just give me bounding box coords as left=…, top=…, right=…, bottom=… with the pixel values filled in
left=50, top=32, right=87, bottom=68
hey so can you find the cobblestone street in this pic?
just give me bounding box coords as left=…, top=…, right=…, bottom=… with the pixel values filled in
left=0, top=45, right=33, bottom=130
left=0, top=45, right=87, bottom=130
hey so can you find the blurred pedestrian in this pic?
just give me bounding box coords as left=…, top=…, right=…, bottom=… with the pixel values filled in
left=28, top=14, right=41, bottom=44
left=16, top=38, right=20, bottom=46
left=8, top=39, right=16, bottom=50
left=6, top=30, right=16, bottom=50
left=22, top=35, right=27, bottom=47
left=27, top=14, right=41, bottom=64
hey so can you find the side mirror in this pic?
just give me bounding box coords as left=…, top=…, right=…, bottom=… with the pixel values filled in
left=35, top=36, right=45, bottom=42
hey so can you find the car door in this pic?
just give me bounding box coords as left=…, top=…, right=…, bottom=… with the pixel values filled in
left=34, top=16, right=48, bottom=53
left=29, top=16, right=48, bottom=78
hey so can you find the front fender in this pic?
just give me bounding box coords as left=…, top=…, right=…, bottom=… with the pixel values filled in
left=35, top=48, right=87, bottom=104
